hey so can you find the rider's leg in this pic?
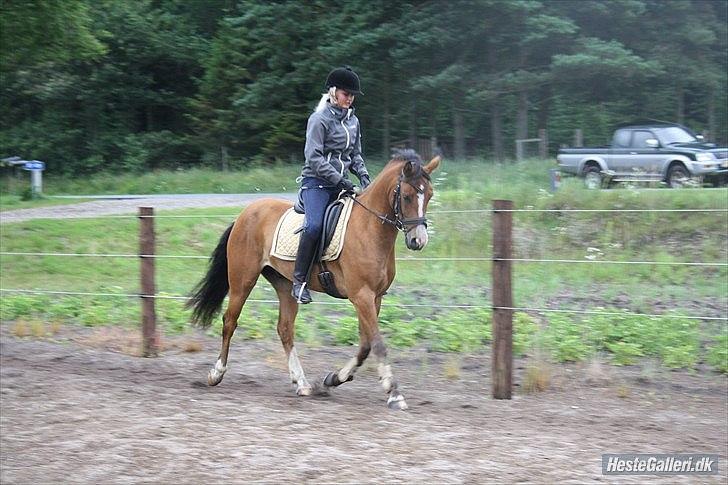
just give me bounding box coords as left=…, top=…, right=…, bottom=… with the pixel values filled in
left=292, top=178, right=335, bottom=304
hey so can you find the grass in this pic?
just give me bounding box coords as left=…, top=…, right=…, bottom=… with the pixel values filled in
left=1, top=159, right=726, bottom=373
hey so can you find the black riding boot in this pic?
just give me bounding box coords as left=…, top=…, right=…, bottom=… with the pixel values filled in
left=291, top=230, right=319, bottom=304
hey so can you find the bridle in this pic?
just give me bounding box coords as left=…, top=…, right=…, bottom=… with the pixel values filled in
left=351, top=167, right=431, bottom=234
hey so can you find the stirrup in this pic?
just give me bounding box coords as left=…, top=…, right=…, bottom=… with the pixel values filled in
left=292, top=281, right=312, bottom=304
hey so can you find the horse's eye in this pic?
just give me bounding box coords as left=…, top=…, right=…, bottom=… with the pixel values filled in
left=404, top=195, right=413, bottom=203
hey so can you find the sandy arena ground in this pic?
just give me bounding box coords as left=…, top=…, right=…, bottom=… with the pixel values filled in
left=1, top=325, right=726, bottom=484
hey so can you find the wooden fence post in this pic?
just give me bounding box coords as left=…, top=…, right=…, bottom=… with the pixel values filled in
left=538, top=129, right=548, bottom=159
left=139, top=206, right=158, bottom=357
left=492, top=200, right=513, bottom=399
left=574, top=128, right=583, bottom=147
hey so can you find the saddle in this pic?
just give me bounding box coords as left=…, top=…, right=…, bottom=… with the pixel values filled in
left=271, top=196, right=355, bottom=299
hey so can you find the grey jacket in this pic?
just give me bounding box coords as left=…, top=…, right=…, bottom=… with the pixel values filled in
left=301, top=102, right=369, bottom=186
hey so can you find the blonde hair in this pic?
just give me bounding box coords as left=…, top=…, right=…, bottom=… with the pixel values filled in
left=315, top=86, right=339, bottom=112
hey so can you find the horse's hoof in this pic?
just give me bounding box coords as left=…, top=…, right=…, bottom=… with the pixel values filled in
left=296, top=385, right=313, bottom=396
left=387, top=392, right=409, bottom=411
left=208, top=360, right=227, bottom=386
left=207, top=368, right=225, bottom=386
left=323, top=371, right=354, bottom=388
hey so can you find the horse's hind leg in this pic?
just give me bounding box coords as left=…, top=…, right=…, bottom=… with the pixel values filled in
left=262, top=267, right=312, bottom=396
left=208, top=270, right=259, bottom=386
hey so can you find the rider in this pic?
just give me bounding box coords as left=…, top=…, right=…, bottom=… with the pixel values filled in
left=292, top=66, right=371, bottom=304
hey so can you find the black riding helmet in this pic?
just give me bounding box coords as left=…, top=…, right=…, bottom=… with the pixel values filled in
left=324, top=66, right=363, bottom=95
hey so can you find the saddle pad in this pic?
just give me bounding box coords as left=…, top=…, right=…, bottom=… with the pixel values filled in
left=270, top=197, right=355, bottom=261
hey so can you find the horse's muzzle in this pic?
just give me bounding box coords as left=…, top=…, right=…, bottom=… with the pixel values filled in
left=405, top=225, right=429, bottom=250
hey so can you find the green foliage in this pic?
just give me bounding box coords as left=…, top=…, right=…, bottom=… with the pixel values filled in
left=513, top=312, right=539, bottom=356
left=333, top=316, right=359, bottom=346
left=706, top=332, right=728, bottom=374
left=426, top=309, right=490, bottom=352
left=2, top=0, right=727, bottom=172
left=542, top=314, right=592, bottom=362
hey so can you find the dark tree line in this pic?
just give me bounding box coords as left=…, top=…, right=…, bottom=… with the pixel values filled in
left=1, top=0, right=726, bottom=174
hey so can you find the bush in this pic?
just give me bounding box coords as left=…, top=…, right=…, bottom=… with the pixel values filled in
left=706, top=332, right=728, bottom=373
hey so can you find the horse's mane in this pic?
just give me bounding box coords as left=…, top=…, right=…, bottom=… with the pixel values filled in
left=386, top=149, right=423, bottom=168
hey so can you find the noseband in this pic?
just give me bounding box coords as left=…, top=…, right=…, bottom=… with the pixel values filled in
left=352, top=167, right=431, bottom=234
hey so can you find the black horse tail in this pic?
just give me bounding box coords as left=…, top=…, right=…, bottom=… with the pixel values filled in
left=186, top=223, right=233, bottom=327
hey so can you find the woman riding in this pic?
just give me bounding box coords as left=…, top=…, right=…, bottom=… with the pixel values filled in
left=292, top=66, right=371, bottom=304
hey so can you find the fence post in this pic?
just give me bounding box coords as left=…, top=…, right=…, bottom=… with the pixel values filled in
left=574, top=128, right=583, bottom=147
left=538, top=129, right=548, bottom=159
left=492, top=200, right=513, bottom=399
left=139, top=207, right=158, bottom=357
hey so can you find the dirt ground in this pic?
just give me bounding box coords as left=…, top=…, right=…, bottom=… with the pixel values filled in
left=1, top=325, right=726, bottom=484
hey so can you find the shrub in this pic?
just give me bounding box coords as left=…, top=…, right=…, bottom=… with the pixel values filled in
left=706, top=332, right=728, bottom=373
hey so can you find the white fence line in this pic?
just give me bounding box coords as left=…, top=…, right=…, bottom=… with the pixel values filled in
left=4, top=207, right=727, bottom=221
left=3, top=252, right=725, bottom=267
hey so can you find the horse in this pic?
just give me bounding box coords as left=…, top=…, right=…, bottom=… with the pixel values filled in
left=187, top=150, right=441, bottom=410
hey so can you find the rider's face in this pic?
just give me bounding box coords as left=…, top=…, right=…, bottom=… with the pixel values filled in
left=335, top=89, right=355, bottom=108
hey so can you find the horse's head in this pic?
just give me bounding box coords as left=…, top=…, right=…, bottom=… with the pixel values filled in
left=392, top=151, right=441, bottom=251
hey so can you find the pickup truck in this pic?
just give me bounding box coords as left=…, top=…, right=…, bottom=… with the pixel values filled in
left=557, top=122, right=728, bottom=188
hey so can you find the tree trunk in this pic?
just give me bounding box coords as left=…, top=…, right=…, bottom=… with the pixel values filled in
left=676, top=84, right=685, bottom=125
left=537, top=84, right=551, bottom=134
left=409, top=99, right=417, bottom=149
left=491, top=99, right=504, bottom=162
left=382, top=86, right=391, bottom=158
left=381, top=65, right=391, bottom=157
left=707, top=89, right=716, bottom=142
left=453, top=108, right=465, bottom=159
left=516, top=90, right=528, bottom=141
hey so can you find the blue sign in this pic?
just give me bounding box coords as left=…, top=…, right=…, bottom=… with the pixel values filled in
left=23, top=161, right=45, bottom=171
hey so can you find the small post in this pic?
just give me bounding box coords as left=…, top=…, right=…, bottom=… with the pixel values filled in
left=492, top=200, right=513, bottom=399
left=538, top=129, right=548, bottom=159
left=30, top=169, right=42, bottom=197
left=574, top=128, right=583, bottom=147
left=139, top=207, right=158, bottom=357
left=515, top=140, right=523, bottom=161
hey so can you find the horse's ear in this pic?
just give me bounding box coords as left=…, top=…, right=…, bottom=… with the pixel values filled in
left=424, top=155, right=441, bottom=174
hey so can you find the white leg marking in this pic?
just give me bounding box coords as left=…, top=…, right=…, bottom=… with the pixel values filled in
left=387, top=392, right=409, bottom=410
left=337, top=357, right=358, bottom=382
left=378, top=362, right=394, bottom=393
left=208, top=358, right=227, bottom=383
left=288, top=347, right=312, bottom=395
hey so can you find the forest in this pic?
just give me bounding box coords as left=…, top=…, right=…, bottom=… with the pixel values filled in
left=1, top=0, right=726, bottom=174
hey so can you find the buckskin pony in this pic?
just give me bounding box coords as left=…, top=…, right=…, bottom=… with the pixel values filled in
left=187, top=150, right=441, bottom=410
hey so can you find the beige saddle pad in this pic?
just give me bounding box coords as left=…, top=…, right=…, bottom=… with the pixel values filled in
left=270, top=197, right=355, bottom=261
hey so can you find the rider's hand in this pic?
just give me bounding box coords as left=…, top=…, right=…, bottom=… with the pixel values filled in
left=338, top=178, right=355, bottom=193
left=359, top=174, right=371, bottom=189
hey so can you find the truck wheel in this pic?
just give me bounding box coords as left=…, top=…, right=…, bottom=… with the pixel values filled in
left=667, top=164, right=690, bottom=188
left=583, top=165, right=603, bottom=189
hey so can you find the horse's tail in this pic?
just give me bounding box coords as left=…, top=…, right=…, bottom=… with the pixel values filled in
left=186, top=223, right=233, bottom=327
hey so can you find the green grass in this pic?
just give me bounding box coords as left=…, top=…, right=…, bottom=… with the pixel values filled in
left=1, top=159, right=726, bottom=372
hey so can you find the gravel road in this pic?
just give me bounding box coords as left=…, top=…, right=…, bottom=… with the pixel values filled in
left=0, top=193, right=297, bottom=223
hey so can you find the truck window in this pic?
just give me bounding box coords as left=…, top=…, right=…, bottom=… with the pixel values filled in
left=631, top=130, right=656, bottom=148
left=613, top=129, right=631, bottom=148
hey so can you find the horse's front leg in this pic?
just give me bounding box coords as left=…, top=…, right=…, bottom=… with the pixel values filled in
left=326, top=292, right=407, bottom=410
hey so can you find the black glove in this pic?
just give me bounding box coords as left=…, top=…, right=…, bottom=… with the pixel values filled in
left=359, top=174, right=371, bottom=189
left=338, top=178, right=355, bottom=193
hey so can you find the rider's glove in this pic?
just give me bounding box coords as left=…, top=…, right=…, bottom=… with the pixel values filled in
left=359, top=174, right=371, bottom=189
left=338, top=178, right=355, bottom=193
